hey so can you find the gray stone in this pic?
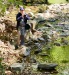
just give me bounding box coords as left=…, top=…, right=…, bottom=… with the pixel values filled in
left=60, top=33, right=69, bottom=37
left=46, top=46, right=51, bottom=50
left=22, top=47, right=31, bottom=56
left=35, top=43, right=42, bottom=50
left=30, top=58, right=37, bottom=63
left=10, top=63, right=25, bottom=73
left=39, top=53, right=49, bottom=57
left=44, top=23, right=53, bottom=28
left=38, top=63, right=58, bottom=71
left=38, top=37, right=45, bottom=42
left=47, top=18, right=56, bottom=22
left=54, top=43, right=61, bottom=46
left=34, top=50, right=42, bottom=55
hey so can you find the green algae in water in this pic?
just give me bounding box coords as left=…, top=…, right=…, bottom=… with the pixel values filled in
left=38, top=45, right=69, bottom=75
left=50, top=45, right=69, bottom=63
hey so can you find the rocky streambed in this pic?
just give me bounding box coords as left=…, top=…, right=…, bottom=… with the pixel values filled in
left=0, top=3, right=69, bottom=75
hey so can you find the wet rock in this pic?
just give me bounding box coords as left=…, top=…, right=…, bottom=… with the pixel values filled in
left=5, top=11, right=10, bottom=15
left=31, top=63, right=38, bottom=70
left=38, top=63, right=58, bottom=71
left=38, top=37, right=45, bottom=42
left=54, top=43, right=61, bottom=46
left=25, top=40, right=34, bottom=46
left=39, top=53, right=49, bottom=57
left=28, top=12, right=34, bottom=18
left=35, top=13, right=46, bottom=22
left=32, top=39, right=38, bottom=43
left=42, top=34, right=50, bottom=39
left=35, top=43, right=42, bottom=50
left=30, top=58, right=37, bottom=63
left=46, top=47, right=51, bottom=50
left=38, top=20, right=46, bottom=24
left=61, top=38, right=69, bottom=45
left=10, top=63, right=24, bottom=73
left=60, top=33, right=69, bottom=37
left=20, top=46, right=31, bottom=56
left=62, top=70, right=69, bottom=75
left=38, top=27, right=46, bottom=31
left=44, top=23, right=53, bottom=28
left=47, top=18, right=57, bottom=22
left=34, top=50, right=42, bottom=55
left=5, top=70, right=12, bottom=75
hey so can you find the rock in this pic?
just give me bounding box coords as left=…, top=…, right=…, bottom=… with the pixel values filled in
left=44, top=23, right=53, bottom=28
left=62, top=70, right=69, bottom=75
left=10, top=63, right=24, bottom=73
left=25, top=40, right=34, bottom=46
left=28, top=12, right=34, bottom=17
left=60, top=33, right=69, bottom=37
left=34, top=43, right=42, bottom=51
left=5, top=11, right=10, bottom=15
left=38, top=20, right=46, bottom=24
left=38, top=5, right=48, bottom=13
left=38, top=63, right=58, bottom=71
left=46, top=46, right=51, bottom=50
left=31, top=63, right=38, bottom=70
left=32, top=39, right=38, bottom=43
left=47, top=18, right=57, bottom=22
left=54, top=43, right=61, bottom=46
left=38, top=37, right=45, bottom=42
left=20, top=46, right=31, bottom=56
left=25, top=8, right=31, bottom=12
left=5, top=70, right=12, bottom=75
left=30, top=58, right=37, bottom=63
left=42, top=34, right=51, bottom=42
left=61, top=38, right=68, bottom=45
left=34, top=50, right=42, bottom=55
left=35, top=13, right=46, bottom=22
left=39, top=53, right=49, bottom=57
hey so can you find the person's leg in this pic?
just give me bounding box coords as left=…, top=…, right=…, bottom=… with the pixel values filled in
left=17, top=30, right=20, bottom=46
left=20, top=27, right=26, bottom=45
left=15, top=30, right=20, bottom=50
left=20, top=35, right=25, bottom=45
left=30, top=23, right=36, bottom=34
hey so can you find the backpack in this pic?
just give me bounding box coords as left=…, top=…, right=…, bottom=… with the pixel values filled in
left=25, top=24, right=30, bottom=30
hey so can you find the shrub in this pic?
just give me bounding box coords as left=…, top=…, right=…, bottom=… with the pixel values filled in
left=0, top=58, right=6, bottom=75
left=38, top=5, right=48, bottom=13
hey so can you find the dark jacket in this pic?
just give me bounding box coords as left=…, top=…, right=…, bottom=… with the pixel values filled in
left=16, top=12, right=30, bottom=30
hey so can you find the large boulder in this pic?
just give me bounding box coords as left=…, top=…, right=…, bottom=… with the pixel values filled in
left=20, top=46, right=31, bottom=56
left=35, top=13, right=46, bottom=22
left=38, top=63, right=58, bottom=71
left=10, top=63, right=25, bottom=73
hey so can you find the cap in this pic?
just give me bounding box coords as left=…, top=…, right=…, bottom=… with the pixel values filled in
left=20, top=7, right=24, bottom=11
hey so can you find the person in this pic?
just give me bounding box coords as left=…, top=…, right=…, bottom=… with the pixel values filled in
left=16, top=7, right=30, bottom=49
